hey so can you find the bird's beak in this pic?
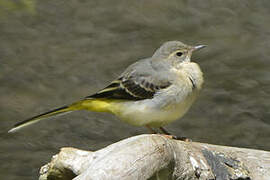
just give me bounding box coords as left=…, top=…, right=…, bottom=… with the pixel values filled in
left=192, top=45, right=207, bottom=51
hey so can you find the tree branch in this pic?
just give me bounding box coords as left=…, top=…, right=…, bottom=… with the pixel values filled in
left=39, top=134, right=270, bottom=180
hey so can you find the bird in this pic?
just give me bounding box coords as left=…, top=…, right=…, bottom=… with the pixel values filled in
left=8, top=41, right=206, bottom=137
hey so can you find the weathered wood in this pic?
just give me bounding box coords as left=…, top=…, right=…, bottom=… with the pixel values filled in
left=39, top=134, right=270, bottom=180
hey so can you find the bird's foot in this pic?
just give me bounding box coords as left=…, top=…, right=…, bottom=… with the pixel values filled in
left=171, top=135, right=192, bottom=142
left=158, top=134, right=192, bottom=142
left=145, top=126, right=192, bottom=142
left=159, top=127, right=192, bottom=142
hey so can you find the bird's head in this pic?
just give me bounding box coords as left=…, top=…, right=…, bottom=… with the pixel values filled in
left=152, top=41, right=206, bottom=67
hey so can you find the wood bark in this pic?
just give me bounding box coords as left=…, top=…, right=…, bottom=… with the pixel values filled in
left=39, top=134, right=270, bottom=180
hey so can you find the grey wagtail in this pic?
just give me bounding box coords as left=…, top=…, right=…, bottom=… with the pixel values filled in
left=8, top=41, right=206, bottom=135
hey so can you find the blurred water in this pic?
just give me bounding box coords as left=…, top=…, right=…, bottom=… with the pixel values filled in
left=1, top=0, right=270, bottom=179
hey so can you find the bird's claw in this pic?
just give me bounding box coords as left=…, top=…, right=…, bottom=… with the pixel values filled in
left=159, top=134, right=192, bottom=142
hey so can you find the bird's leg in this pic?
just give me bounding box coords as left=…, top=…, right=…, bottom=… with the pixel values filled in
left=159, top=127, right=171, bottom=135
left=145, top=125, right=157, bottom=134
left=159, top=127, right=191, bottom=142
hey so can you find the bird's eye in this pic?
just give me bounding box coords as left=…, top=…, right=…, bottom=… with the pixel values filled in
left=176, top=52, right=183, bottom=57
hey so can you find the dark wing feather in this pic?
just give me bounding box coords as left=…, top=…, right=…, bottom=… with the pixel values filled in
left=85, top=76, right=171, bottom=101
left=85, top=58, right=172, bottom=101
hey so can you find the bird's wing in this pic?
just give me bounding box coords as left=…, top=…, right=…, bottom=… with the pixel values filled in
left=85, top=60, right=171, bottom=101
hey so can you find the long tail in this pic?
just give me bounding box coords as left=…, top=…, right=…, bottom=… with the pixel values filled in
left=8, top=99, right=117, bottom=133
left=8, top=101, right=84, bottom=133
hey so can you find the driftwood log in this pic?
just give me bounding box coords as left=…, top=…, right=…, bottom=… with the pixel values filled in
left=39, top=134, right=270, bottom=180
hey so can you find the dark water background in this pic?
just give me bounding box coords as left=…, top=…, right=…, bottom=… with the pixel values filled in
left=1, top=0, right=270, bottom=179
